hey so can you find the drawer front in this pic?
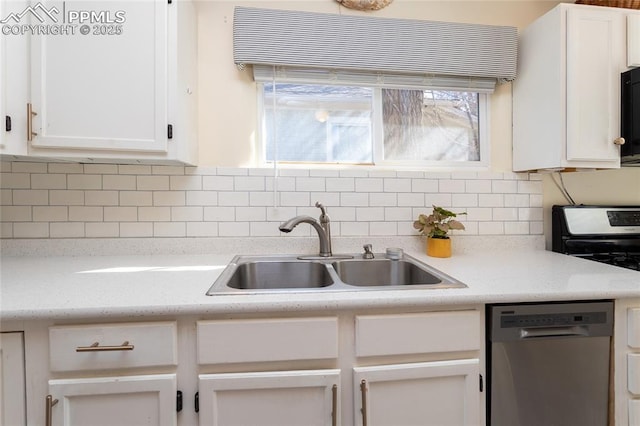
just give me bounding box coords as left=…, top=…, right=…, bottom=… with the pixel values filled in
left=629, top=354, right=640, bottom=396
left=197, top=317, right=338, bottom=365
left=629, top=308, right=640, bottom=349
left=356, top=310, right=481, bottom=357
left=630, top=399, right=640, bottom=426
left=49, top=321, right=177, bottom=372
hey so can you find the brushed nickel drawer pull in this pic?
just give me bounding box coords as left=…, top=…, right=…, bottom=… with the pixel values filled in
left=45, top=395, right=58, bottom=426
left=360, top=379, right=368, bottom=426
left=76, top=341, right=135, bottom=352
left=331, top=384, right=338, bottom=426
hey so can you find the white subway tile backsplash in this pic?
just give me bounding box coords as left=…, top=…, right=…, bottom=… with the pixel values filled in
left=186, top=191, right=218, bottom=206
left=171, top=206, right=203, bottom=222
left=13, top=222, right=49, bottom=238
left=170, top=175, right=202, bottom=191
left=49, top=190, right=84, bottom=206
left=104, top=207, right=137, bottom=222
left=204, top=206, right=235, bottom=222
left=48, top=163, right=84, bottom=174
left=31, top=174, right=66, bottom=189
left=1, top=206, right=32, bottom=221
left=86, top=222, right=119, bottom=238
left=154, top=222, right=186, bottom=237
left=85, top=191, right=119, bottom=206
left=33, top=206, right=68, bottom=222
left=137, top=175, right=170, bottom=191
left=13, top=190, right=48, bottom=205
left=103, top=175, right=137, bottom=190
left=69, top=206, right=103, bottom=222
left=356, top=178, right=383, bottom=192
left=186, top=222, right=218, bottom=237
left=120, top=222, right=153, bottom=237
left=370, top=193, right=397, bottom=207
left=153, top=191, right=186, bottom=207
left=120, top=191, right=153, bottom=206
left=138, top=207, right=171, bottom=222
left=0, top=173, right=30, bottom=189
left=68, top=174, right=102, bottom=190
left=50, top=222, right=84, bottom=238
left=203, top=175, right=234, bottom=191
left=0, top=164, right=543, bottom=239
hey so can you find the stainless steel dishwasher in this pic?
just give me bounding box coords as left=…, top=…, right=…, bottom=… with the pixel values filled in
left=487, top=301, right=614, bottom=426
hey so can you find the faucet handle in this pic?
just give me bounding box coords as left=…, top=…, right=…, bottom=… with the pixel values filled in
left=362, top=244, right=374, bottom=259
left=315, top=201, right=327, bottom=216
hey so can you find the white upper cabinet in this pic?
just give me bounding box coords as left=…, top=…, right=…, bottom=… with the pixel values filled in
left=513, top=4, right=638, bottom=172
left=1, top=0, right=197, bottom=164
left=629, top=14, right=640, bottom=67
left=0, top=0, right=29, bottom=156
left=30, top=0, right=168, bottom=154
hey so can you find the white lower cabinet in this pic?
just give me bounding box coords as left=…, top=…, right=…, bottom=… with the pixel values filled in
left=48, top=374, right=177, bottom=426
left=198, top=370, right=340, bottom=426
left=46, top=321, right=179, bottom=426
left=354, top=359, right=480, bottom=426
left=615, top=298, right=640, bottom=426
left=0, top=331, right=27, bottom=426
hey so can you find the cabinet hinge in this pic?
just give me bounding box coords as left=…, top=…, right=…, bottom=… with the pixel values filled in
left=5, top=115, right=10, bottom=132
left=479, top=374, right=484, bottom=392
left=195, top=391, right=199, bottom=413
left=168, top=124, right=173, bottom=139
left=177, top=390, right=183, bottom=412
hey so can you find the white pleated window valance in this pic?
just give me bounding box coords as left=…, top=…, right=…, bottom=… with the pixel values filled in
left=233, top=6, right=518, bottom=90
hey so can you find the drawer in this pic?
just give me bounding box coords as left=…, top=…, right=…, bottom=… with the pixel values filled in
left=197, top=317, right=338, bottom=365
left=629, top=354, right=640, bottom=396
left=629, top=308, right=640, bottom=349
left=49, top=321, right=177, bottom=372
left=356, top=310, right=481, bottom=357
left=630, top=399, right=640, bottom=426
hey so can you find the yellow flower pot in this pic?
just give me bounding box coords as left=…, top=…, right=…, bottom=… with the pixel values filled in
left=426, top=237, right=452, bottom=258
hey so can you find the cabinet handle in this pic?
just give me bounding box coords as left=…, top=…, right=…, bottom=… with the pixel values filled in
left=331, top=384, right=338, bottom=426
left=26, top=103, right=37, bottom=141
left=76, top=341, right=134, bottom=352
left=613, top=137, right=626, bottom=146
left=360, top=379, right=368, bottom=426
left=45, top=395, right=58, bottom=426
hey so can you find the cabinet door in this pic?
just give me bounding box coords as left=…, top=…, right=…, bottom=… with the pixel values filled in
left=49, top=373, right=176, bottom=426
left=354, top=359, right=480, bottom=426
left=30, top=0, right=168, bottom=153
left=198, top=369, right=340, bottom=426
left=1, top=332, right=26, bottom=426
left=565, top=7, right=625, bottom=164
left=0, top=0, right=29, bottom=156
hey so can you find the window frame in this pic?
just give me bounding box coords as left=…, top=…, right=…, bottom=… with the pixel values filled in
left=256, top=82, right=491, bottom=170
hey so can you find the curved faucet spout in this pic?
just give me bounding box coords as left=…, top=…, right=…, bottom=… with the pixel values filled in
left=279, top=205, right=333, bottom=257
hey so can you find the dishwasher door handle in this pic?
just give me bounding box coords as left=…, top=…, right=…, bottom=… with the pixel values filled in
left=520, top=325, right=589, bottom=339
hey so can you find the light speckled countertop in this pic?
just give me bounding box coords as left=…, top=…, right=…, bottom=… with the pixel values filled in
left=1, top=246, right=638, bottom=321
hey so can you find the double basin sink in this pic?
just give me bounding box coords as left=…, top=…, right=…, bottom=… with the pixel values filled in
left=206, top=250, right=467, bottom=295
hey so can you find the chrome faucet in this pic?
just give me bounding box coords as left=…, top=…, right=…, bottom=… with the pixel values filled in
left=279, top=202, right=332, bottom=257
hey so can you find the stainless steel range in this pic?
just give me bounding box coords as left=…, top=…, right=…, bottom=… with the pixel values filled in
left=552, top=205, right=640, bottom=271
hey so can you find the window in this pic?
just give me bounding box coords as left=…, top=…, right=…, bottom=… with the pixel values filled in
left=259, top=82, right=488, bottom=168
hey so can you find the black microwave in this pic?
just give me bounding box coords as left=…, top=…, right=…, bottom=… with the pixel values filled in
left=621, top=67, right=640, bottom=165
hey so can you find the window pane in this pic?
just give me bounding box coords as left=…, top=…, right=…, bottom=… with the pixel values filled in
left=264, top=84, right=373, bottom=163
left=382, top=89, right=480, bottom=161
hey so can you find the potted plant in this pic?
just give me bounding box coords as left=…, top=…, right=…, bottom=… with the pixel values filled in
left=413, top=206, right=466, bottom=258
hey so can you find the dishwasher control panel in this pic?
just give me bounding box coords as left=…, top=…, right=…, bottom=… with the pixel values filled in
left=488, top=301, right=614, bottom=342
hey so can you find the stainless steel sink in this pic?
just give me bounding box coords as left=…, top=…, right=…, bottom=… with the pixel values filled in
left=331, top=258, right=442, bottom=287
left=206, top=251, right=467, bottom=295
left=226, top=261, right=333, bottom=290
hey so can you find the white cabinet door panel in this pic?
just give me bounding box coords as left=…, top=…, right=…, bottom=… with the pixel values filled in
left=354, top=359, right=480, bottom=426
left=565, top=7, right=625, bottom=163
left=30, top=0, right=167, bottom=152
left=49, top=373, right=176, bottom=426
left=1, top=332, right=26, bottom=426
left=198, top=369, right=340, bottom=426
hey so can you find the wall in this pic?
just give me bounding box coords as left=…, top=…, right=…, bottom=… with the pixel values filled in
left=0, top=161, right=542, bottom=241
